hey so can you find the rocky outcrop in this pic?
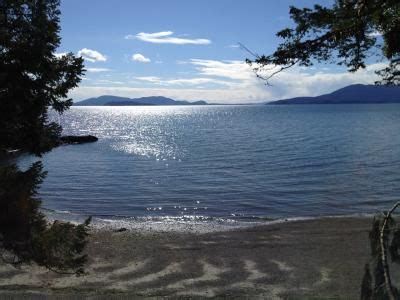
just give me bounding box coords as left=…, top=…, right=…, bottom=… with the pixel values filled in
left=60, top=135, right=98, bottom=144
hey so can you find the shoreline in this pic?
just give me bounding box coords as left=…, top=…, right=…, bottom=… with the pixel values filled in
left=0, top=216, right=376, bottom=299
left=44, top=209, right=377, bottom=233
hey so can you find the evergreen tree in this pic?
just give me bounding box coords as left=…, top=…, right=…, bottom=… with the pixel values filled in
left=0, top=163, right=90, bottom=275
left=0, top=0, right=84, bottom=155
left=0, top=0, right=89, bottom=275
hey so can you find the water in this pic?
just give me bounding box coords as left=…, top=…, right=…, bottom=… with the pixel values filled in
left=18, top=104, right=400, bottom=229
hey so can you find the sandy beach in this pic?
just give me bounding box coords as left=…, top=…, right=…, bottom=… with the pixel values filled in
left=0, top=217, right=374, bottom=299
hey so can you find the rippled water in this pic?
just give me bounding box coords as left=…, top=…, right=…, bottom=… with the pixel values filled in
left=18, top=104, right=400, bottom=227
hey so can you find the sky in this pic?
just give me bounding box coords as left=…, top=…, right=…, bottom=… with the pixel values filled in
left=59, top=0, right=384, bottom=104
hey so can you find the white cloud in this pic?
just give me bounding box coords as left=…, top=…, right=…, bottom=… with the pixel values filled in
left=133, top=76, right=162, bottom=83
left=189, top=59, right=254, bottom=81
left=95, top=79, right=124, bottom=85
left=132, top=53, right=151, bottom=63
left=86, top=68, right=111, bottom=73
left=135, top=76, right=233, bottom=86
left=77, top=48, right=107, bottom=62
left=127, top=31, right=211, bottom=45
left=261, top=62, right=384, bottom=100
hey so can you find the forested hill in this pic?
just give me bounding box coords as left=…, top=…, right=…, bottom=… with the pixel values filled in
left=74, top=95, right=207, bottom=106
left=267, top=84, right=400, bottom=105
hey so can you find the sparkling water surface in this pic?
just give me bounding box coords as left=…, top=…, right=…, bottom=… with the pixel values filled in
left=18, top=104, right=400, bottom=227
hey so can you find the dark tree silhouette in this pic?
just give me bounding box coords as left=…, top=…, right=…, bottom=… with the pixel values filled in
left=0, top=0, right=84, bottom=155
left=0, top=163, right=90, bottom=275
left=0, top=0, right=89, bottom=275
left=246, top=0, right=399, bottom=86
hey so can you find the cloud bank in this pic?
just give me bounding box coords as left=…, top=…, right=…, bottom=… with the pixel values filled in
left=72, top=59, right=384, bottom=104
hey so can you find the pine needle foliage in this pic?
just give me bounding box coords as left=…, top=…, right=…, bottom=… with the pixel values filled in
left=0, top=163, right=91, bottom=275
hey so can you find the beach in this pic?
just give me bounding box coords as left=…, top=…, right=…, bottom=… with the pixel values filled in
left=3, top=0, right=400, bottom=299
left=0, top=216, right=374, bottom=299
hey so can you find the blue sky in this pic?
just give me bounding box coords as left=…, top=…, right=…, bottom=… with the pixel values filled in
left=59, top=0, right=383, bottom=103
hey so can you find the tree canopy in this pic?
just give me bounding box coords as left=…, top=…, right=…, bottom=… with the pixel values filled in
left=0, top=163, right=90, bottom=275
left=0, top=0, right=84, bottom=155
left=247, top=0, right=400, bottom=85
left=0, top=0, right=89, bottom=275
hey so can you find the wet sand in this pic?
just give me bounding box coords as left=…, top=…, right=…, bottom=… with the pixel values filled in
left=0, top=217, right=373, bottom=299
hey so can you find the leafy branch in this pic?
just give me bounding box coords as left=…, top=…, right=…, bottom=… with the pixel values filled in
left=247, top=0, right=400, bottom=86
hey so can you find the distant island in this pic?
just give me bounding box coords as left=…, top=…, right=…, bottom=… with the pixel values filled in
left=74, top=95, right=208, bottom=106
left=267, top=84, right=400, bottom=105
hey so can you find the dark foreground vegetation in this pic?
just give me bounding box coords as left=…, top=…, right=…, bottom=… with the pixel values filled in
left=0, top=0, right=89, bottom=275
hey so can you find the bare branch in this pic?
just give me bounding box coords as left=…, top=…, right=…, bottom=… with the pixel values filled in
left=238, top=42, right=260, bottom=59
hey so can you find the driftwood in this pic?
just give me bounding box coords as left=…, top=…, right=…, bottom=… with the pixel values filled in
left=379, top=202, right=400, bottom=300
left=362, top=202, right=400, bottom=299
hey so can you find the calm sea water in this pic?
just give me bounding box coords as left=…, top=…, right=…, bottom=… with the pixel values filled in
left=18, top=104, right=400, bottom=228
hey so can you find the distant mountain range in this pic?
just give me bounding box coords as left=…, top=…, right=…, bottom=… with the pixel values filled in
left=74, top=95, right=208, bottom=106
left=74, top=84, right=400, bottom=106
left=267, top=84, right=400, bottom=105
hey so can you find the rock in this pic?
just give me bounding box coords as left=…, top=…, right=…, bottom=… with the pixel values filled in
left=113, top=228, right=128, bottom=233
left=60, top=135, right=98, bottom=144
